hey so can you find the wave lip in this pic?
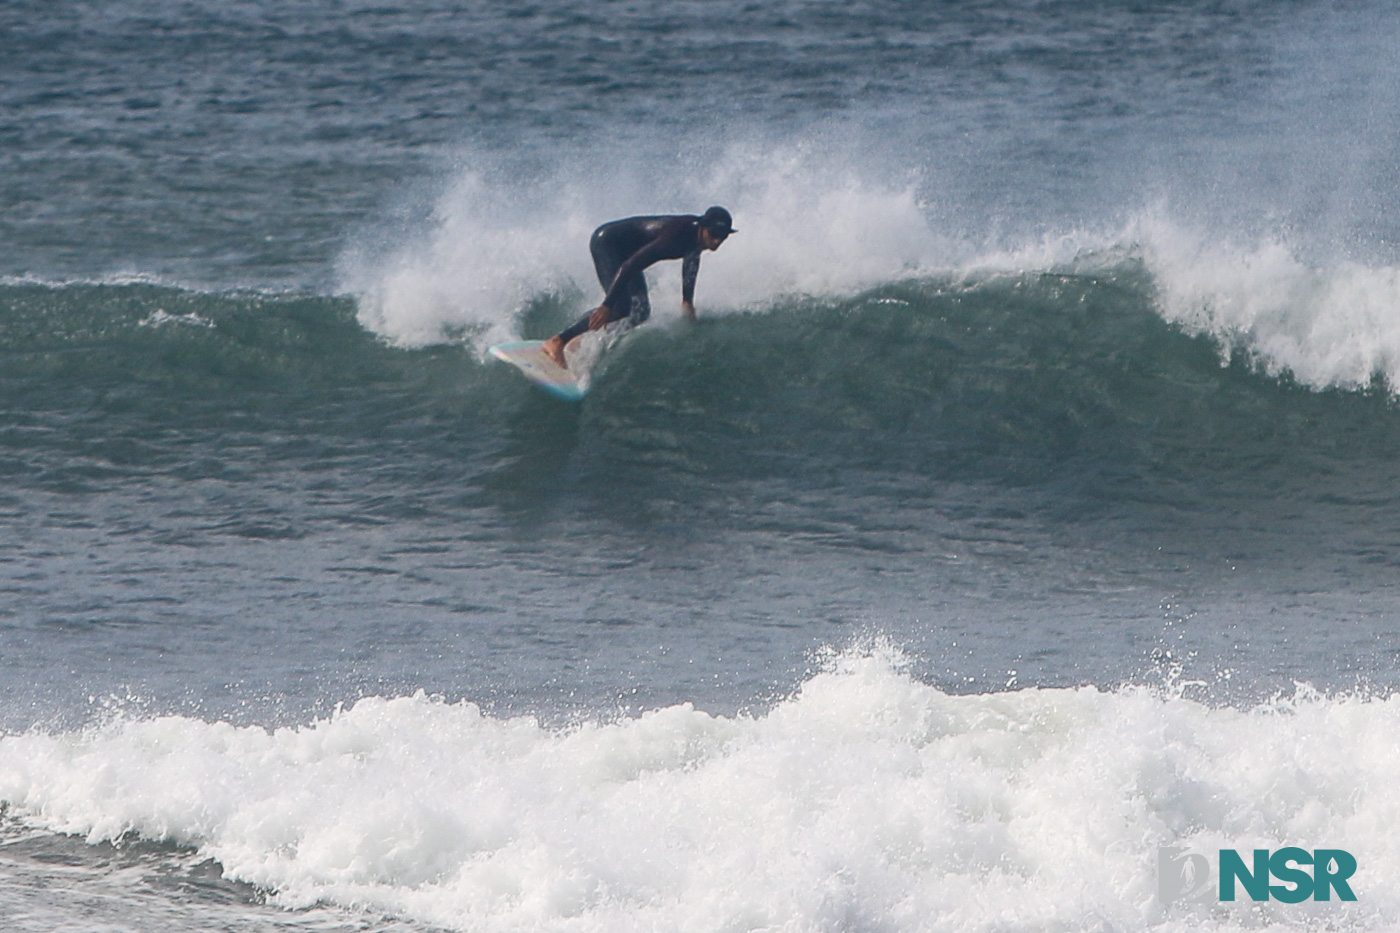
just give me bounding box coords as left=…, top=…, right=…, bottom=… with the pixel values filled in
left=338, top=136, right=1400, bottom=403
left=0, top=645, right=1392, bottom=932
left=337, top=145, right=959, bottom=352
left=1140, top=219, right=1400, bottom=391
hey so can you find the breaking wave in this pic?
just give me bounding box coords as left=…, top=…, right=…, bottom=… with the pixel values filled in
left=0, top=644, right=1391, bottom=932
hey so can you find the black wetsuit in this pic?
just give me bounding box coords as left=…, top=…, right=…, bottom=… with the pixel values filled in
left=555, top=214, right=707, bottom=344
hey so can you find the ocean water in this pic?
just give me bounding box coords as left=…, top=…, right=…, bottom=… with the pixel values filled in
left=4, top=1, right=1400, bottom=930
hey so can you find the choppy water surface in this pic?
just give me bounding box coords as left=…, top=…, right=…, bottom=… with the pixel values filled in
left=5, top=2, right=1400, bottom=930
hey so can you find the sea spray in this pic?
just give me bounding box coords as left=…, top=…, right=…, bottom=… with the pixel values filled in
left=339, top=136, right=1400, bottom=403
left=338, top=145, right=957, bottom=351
left=1138, top=215, right=1400, bottom=391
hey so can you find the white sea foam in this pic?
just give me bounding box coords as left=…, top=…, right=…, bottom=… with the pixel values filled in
left=338, top=145, right=958, bottom=351
left=952, top=211, right=1400, bottom=393
left=1135, top=215, right=1400, bottom=391
left=137, top=308, right=216, bottom=329
left=341, top=139, right=1400, bottom=397
left=0, top=644, right=1394, bottom=932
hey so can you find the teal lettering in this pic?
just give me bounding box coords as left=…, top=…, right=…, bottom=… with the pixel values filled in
left=1313, top=849, right=1358, bottom=901
left=1220, top=849, right=1270, bottom=902
left=1269, top=848, right=1313, bottom=903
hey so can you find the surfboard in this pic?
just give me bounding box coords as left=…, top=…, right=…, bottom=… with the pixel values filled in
left=488, top=340, right=588, bottom=401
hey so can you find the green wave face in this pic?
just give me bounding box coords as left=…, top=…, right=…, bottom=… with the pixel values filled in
left=4, top=272, right=1398, bottom=512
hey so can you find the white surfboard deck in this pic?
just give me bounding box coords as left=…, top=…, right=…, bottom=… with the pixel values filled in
left=489, top=323, right=632, bottom=401
left=488, top=340, right=588, bottom=401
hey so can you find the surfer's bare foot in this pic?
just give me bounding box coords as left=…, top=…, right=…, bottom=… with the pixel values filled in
left=542, top=336, right=566, bottom=369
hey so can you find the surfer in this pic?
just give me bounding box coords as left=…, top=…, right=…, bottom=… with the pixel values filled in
left=541, top=206, right=736, bottom=368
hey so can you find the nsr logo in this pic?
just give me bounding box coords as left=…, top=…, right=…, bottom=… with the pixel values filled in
left=1159, top=847, right=1358, bottom=904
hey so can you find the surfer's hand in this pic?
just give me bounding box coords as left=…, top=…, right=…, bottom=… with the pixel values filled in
left=681, top=300, right=696, bottom=322
left=588, top=304, right=610, bottom=329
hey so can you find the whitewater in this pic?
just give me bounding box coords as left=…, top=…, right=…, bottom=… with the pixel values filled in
left=2, top=646, right=1393, bottom=933
left=345, top=153, right=1400, bottom=396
